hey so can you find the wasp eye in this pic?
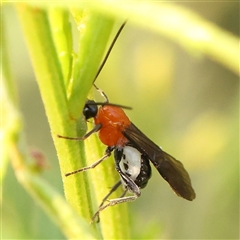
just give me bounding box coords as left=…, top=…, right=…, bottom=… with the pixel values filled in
left=83, top=100, right=98, bottom=120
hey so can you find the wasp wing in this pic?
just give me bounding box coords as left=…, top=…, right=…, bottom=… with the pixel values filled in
left=123, top=123, right=196, bottom=201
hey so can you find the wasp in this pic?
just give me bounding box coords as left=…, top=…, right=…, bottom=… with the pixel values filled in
left=59, top=21, right=195, bottom=221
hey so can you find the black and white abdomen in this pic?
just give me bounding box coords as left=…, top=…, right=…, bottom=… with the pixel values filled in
left=114, top=145, right=152, bottom=189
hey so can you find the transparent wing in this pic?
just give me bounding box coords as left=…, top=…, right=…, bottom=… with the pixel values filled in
left=123, top=123, right=196, bottom=200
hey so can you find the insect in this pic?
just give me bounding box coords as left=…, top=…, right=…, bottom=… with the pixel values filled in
left=59, top=21, right=196, bottom=221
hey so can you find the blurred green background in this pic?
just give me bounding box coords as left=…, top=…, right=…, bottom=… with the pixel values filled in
left=3, top=2, right=239, bottom=239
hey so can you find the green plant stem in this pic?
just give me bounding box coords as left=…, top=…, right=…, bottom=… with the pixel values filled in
left=68, top=9, right=114, bottom=119
left=3, top=14, right=96, bottom=239
left=16, top=3, right=94, bottom=221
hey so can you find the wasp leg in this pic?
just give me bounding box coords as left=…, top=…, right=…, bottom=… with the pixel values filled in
left=96, top=182, right=128, bottom=223
left=91, top=193, right=139, bottom=223
left=65, top=146, right=115, bottom=177
left=99, top=180, right=122, bottom=208
left=95, top=180, right=125, bottom=223
left=91, top=171, right=141, bottom=223
left=57, top=123, right=102, bottom=141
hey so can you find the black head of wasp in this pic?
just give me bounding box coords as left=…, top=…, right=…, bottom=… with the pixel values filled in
left=58, top=21, right=196, bottom=222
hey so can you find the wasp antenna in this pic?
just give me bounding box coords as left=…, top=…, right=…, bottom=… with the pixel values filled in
left=90, top=100, right=132, bottom=110
left=92, top=21, right=127, bottom=104
left=93, top=21, right=127, bottom=84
